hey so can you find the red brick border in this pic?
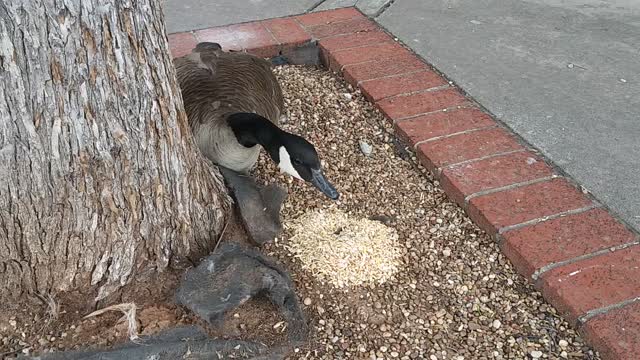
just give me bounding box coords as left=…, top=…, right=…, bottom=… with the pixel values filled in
left=167, top=7, right=640, bottom=359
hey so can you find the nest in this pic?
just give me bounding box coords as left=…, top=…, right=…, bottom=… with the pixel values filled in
left=285, top=209, right=402, bottom=288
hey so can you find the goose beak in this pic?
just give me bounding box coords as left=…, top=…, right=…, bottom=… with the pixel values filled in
left=310, top=169, right=339, bottom=200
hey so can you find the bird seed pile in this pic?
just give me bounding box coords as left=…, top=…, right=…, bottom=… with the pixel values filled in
left=286, top=209, right=402, bottom=288
left=252, top=64, right=599, bottom=360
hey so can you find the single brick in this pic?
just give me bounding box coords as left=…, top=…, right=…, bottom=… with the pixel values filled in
left=582, top=300, right=640, bottom=360
left=319, top=30, right=392, bottom=52
left=395, top=107, right=495, bottom=146
left=227, top=22, right=278, bottom=52
left=194, top=26, right=242, bottom=50
left=377, top=88, right=469, bottom=121
left=501, top=208, right=637, bottom=278
left=467, top=178, right=593, bottom=235
left=168, top=32, right=198, bottom=58
left=360, top=70, right=448, bottom=101
left=440, top=152, right=554, bottom=206
left=245, top=46, right=282, bottom=59
left=306, top=18, right=377, bottom=39
left=343, top=53, right=426, bottom=84
left=262, top=17, right=311, bottom=45
left=296, top=7, right=363, bottom=27
left=416, top=127, right=523, bottom=172
left=195, top=22, right=277, bottom=53
left=326, top=44, right=408, bottom=72
left=538, top=245, right=640, bottom=323
left=329, top=42, right=409, bottom=70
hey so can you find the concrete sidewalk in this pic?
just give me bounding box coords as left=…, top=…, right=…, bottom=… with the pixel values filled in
left=162, top=0, right=640, bottom=233
left=163, top=1, right=394, bottom=33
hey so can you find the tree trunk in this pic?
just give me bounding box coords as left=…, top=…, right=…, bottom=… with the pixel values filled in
left=0, top=0, right=231, bottom=301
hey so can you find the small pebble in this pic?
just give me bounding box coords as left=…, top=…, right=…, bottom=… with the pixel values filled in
left=530, top=350, right=543, bottom=358
left=492, top=320, right=501, bottom=329
left=303, top=297, right=312, bottom=306
left=359, top=140, right=373, bottom=157
left=559, top=339, right=568, bottom=348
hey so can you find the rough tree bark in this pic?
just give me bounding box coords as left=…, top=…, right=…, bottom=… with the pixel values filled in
left=0, top=0, right=231, bottom=301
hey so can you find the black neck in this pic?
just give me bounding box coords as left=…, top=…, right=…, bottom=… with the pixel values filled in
left=227, top=112, right=283, bottom=151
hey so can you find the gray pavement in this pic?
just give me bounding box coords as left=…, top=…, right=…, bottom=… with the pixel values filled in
left=162, top=0, right=640, bottom=232
left=315, top=0, right=392, bottom=16
left=163, top=0, right=393, bottom=33
left=163, top=0, right=317, bottom=33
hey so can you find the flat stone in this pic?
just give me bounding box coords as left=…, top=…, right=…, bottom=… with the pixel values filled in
left=175, top=242, right=308, bottom=342
left=219, top=167, right=287, bottom=246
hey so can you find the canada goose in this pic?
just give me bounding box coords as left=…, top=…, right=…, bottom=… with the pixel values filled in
left=174, top=42, right=339, bottom=200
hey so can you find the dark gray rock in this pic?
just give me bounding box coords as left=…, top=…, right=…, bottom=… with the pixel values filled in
left=175, top=242, right=308, bottom=343
left=219, top=167, right=287, bottom=246
left=269, top=55, right=290, bottom=66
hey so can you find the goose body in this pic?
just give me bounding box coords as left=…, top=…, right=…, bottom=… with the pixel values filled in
left=174, top=42, right=339, bottom=200
left=174, top=43, right=283, bottom=173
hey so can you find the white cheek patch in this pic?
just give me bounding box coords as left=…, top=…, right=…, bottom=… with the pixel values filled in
left=278, top=146, right=303, bottom=180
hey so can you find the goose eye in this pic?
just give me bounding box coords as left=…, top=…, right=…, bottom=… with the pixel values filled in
left=292, top=158, right=302, bottom=166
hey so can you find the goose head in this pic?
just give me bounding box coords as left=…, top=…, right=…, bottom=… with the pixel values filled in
left=227, top=112, right=340, bottom=200
left=275, top=134, right=339, bottom=200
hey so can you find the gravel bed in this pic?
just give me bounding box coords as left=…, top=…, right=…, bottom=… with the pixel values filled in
left=0, top=64, right=600, bottom=360
left=253, top=65, right=600, bottom=360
